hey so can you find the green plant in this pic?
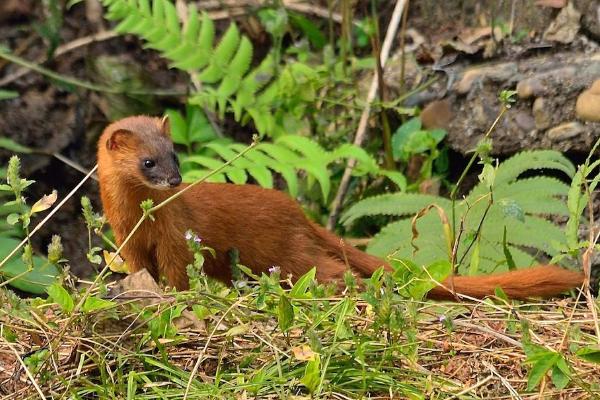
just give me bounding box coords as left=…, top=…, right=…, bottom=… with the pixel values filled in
left=101, top=0, right=324, bottom=138
left=341, top=150, right=576, bottom=274
left=391, top=116, right=448, bottom=185
left=0, top=156, right=61, bottom=294
left=168, top=106, right=406, bottom=202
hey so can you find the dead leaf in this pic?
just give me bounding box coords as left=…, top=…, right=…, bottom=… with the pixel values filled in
left=103, top=250, right=130, bottom=274
left=225, top=324, right=249, bottom=337
left=173, top=310, right=206, bottom=331
left=108, top=269, right=163, bottom=306
left=458, top=26, right=492, bottom=45
left=31, top=190, right=57, bottom=214
left=292, top=345, right=316, bottom=361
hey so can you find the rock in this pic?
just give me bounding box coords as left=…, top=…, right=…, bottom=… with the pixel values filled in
left=454, top=63, right=518, bottom=94
left=514, top=111, right=535, bottom=132
left=543, top=2, right=582, bottom=43
left=420, top=99, right=453, bottom=130
left=532, top=98, right=552, bottom=129
left=547, top=122, right=585, bottom=141
left=516, top=78, right=546, bottom=98
left=575, top=80, right=600, bottom=122
left=578, top=0, right=600, bottom=41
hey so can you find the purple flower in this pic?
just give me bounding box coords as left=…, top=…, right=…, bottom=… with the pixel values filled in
left=193, top=235, right=202, bottom=244
left=185, top=230, right=193, bottom=241
left=269, top=265, right=280, bottom=274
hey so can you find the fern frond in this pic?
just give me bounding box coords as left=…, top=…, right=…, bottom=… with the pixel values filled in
left=181, top=136, right=393, bottom=202
left=341, top=194, right=452, bottom=227
left=493, top=150, right=575, bottom=185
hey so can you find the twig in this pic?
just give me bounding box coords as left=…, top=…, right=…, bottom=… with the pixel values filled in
left=0, top=49, right=185, bottom=96
left=0, top=31, right=118, bottom=87
left=4, top=340, right=46, bottom=399
left=448, top=374, right=493, bottom=399
left=326, top=0, right=408, bottom=230
left=453, top=320, right=522, bottom=348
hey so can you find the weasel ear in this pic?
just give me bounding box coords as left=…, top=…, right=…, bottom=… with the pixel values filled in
left=106, top=129, right=132, bottom=151
left=160, top=115, right=171, bottom=137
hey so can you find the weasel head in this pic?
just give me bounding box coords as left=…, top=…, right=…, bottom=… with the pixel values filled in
left=98, top=115, right=182, bottom=190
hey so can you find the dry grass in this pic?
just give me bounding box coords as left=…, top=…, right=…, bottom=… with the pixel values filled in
left=1, top=283, right=599, bottom=399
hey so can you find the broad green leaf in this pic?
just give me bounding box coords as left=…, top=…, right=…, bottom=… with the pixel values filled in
left=289, top=267, right=316, bottom=299
left=277, top=295, right=294, bottom=332
left=82, top=296, right=116, bottom=313
left=47, top=283, right=74, bottom=313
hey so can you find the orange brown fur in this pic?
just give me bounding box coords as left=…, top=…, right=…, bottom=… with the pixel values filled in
left=97, top=116, right=585, bottom=300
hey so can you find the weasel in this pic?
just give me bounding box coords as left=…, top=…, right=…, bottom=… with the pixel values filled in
left=96, top=115, right=585, bottom=300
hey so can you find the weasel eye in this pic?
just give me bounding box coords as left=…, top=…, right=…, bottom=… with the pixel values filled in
left=143, top=159, right=156, bottom=168
left=172, top=153, right=179, bottom=166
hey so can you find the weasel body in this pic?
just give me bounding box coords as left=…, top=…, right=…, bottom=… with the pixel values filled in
left=97, top=116, right=584, bottom=300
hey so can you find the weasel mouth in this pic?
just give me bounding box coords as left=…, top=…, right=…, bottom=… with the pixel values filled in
left=147, top=181, right=173, bottom=190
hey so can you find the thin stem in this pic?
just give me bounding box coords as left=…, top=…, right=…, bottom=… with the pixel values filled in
left=0, top=165, right=99, bottom=271
left=371, top=0, right=395, bottom=170
left=449, top=106, right=507, bottom=245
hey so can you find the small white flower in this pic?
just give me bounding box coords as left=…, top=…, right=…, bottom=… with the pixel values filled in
left=268, top=265, right=281, bottom=274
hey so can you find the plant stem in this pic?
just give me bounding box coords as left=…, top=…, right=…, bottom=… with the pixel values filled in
left=326, top=0, right=408, bottom=230
left=371, top=0, right=395, bottom=170
left=449, top=106, right=507, bottom=246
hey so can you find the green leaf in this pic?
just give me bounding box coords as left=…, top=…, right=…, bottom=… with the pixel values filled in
left=478, top=163, right=496, bottom=190
left=502, top=226, right=516, bottom=271
left=82, top=296, right=116, bottom=313
left=0, top=138, right=32, bottom=153
left=277, top=295, right=294, bottom=332
left=551, top=356, right=570, bottom=390
left=6, top=213, right=20, bottom=225
left=499, top=199, right=524, bottom=222
left=524, top=344, right=559, bottom=391
left=576, top=347, right=600, bottom=364
left=0, top=90, right=18, bottom=100
left=0, top=237, right=58, bottom=294
left=47, top=283, right=74, bottom=313
left=300, top=354, right=321, bottom=394
left=289, top=267, right=316, bottom=299
left=289, top=12, right=326, bottom=49
left=165, top=109, right=188, bottom=147
left=391, top=117, right=422, bottom=161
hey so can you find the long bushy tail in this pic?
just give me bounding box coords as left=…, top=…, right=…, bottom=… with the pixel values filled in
left=427, top=265, right=584, bottom=300
left=313, top=224, right=585, bottom=300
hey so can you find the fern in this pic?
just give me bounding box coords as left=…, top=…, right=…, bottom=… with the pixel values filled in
left=169, top=106, right=405, bottom=201
left=101, top=0, right=322, bottom=137
left=341, top=150, right=575, bottom=274
left=180, top=134, right=404, bottom=201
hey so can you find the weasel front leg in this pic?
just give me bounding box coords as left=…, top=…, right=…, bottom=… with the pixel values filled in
left=155, top=239, right=193, bottom=290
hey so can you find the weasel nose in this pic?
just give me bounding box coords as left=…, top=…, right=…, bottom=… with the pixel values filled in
left=168, top=174, right=182, bottom=187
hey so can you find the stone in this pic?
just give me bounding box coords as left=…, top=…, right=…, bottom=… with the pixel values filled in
left=575, top=79, right=600, bottom=122
left=514, top=111, right=535, bottom=132
left=547, top=122, right=585, bottom=141
left=532, top=97, right=552, bottom=129
left=420, top=99, right=453, bottom=130
left=517, top=78, right=545, bottom=98
left=543, top=2, right=582, bottom=43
